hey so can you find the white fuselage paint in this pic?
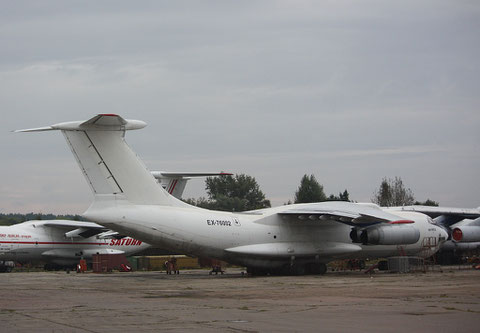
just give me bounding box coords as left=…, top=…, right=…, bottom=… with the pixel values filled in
left=17, top=115, right=449, bottom=272
left=86, top=200, right=447, bottom=269
left=0, top=221, right=149, bottom=266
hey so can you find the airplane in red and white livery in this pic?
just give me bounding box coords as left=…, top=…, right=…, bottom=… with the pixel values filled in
left=0, top=220, right=147, bottom=271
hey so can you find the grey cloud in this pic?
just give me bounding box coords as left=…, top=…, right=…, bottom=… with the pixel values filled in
left=0, top=1, right=479, bottom=212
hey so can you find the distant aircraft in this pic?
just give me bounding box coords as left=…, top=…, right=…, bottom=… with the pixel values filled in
left=391, top=206, right=480, bottom=254
left=0, top=171, right=228, bottom=272
left=0, top=220, right=148, bottom=271
left=152, top=171, right=232, bottom=199
left=18, top=114, right=450, bottom=275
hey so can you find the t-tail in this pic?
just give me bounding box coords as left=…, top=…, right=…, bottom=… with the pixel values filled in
left=16, top=114, right=188, bottom=209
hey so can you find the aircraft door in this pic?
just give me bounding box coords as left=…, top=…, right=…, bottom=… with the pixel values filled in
left=1, top=234, right=20, bottom=259
left=0, top=237, right=15, bottom=256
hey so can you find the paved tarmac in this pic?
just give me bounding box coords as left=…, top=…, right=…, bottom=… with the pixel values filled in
left=1, top=267, right=479, bottom=332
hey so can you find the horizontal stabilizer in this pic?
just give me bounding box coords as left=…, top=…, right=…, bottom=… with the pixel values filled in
left=151, top=171, right=233, bottom=178
left=17, top=114, right=186, bottom=206
left=15, top=114, right=146, bottom=133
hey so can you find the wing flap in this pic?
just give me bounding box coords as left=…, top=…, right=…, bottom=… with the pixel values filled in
left=277, top=202, right=410, bottom=227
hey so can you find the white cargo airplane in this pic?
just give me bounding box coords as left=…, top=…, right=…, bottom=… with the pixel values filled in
left=0, top=171, right=228, bottom=272
left=18, top=114, right=449, bottom=275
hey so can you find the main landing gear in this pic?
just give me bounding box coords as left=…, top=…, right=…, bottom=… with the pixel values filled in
left=247, top=263, right=327, bottom=276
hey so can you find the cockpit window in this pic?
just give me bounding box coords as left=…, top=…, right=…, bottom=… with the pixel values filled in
left=427, top=217, right=435, bottom=225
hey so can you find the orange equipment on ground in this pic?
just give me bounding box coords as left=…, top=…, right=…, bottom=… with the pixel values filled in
left=77, top=259, right=87, bottom=273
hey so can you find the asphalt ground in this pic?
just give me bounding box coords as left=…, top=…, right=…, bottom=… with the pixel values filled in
left=1, top=267, right=479, bottom=333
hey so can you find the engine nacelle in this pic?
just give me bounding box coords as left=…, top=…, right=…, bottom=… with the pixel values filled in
left=350, top=228, right=362, bottom=243
left=452, top=226, right=480, bottom=243
left=360, top=225, right=420, bottom=245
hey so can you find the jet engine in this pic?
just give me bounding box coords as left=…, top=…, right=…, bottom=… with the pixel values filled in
left=349, top=228, right=362, bottom=243
left=352, top=225, right=420, bottom=245
left=451, top=226, right=480, bottom=243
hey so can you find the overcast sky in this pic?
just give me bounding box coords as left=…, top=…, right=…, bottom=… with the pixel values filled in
left=1, top=0, right=479, bottom=214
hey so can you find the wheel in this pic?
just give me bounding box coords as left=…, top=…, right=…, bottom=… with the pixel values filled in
left=289, top=264, right=306, bottom=276
left=306, top=263, right=327, bottom=275
left=378, top=260, right=388, bottom=271
left=247, top=267, right=268, bottom=276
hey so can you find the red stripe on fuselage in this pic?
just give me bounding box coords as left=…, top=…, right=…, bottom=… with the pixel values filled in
left=0, top=241, right=108, bottom=246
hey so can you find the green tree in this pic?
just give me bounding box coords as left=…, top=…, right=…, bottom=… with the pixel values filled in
left=327, top=189, right=350, bottom=202
left=186, top=174, right=271, bottom=212
left=0, top=213, right=85, bottom=226
left=372, top=176, right=415, bottom=207
left=414, top=199, right=439, bottom=206
left=294, top=174, right=327, bottom=203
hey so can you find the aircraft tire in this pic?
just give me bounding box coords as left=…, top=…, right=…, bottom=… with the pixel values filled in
left=247, top=267, right=268, bottom=276
left=289, top=264, right=306, bottom=276
left=306, top=263, right=327, bottom=275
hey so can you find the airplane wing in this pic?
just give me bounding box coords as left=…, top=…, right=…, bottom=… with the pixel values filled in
left=95, top=230, right=126, bottom=239
left=228, top=203, right=421, bottom=258
left=40, top=220, right=108, bottom=238
left=390, top=206, right=480, bottom=219
left=41, top=248, right=126, bottom=259
left=277, top=202, right=413, bottom=227
left=390, top=205, right=480, bottom=228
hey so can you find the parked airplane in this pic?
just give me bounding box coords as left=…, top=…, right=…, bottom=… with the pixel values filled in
left=0, top=171, right=228, bottom=272
left=152, top=171, right=232, bottom=199
left=391, top=206, right=480, bottom=255
left=0, top=220, right=148, bottom=270
left=18, top=114, right=449, bottom=275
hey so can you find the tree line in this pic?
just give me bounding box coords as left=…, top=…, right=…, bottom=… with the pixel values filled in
left=0, top=213, right=84, bottom=226
left=1, top=174, right=438, bottom=222
left=185, top=173, right=438, bottom=211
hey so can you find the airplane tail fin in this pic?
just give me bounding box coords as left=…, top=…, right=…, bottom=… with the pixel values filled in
left=17, top=114, right=186, bottom=207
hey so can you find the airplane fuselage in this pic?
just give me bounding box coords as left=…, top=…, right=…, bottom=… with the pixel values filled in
left=17, top=114, right=450, bottom=275
left=0, top=221, right=148, bottom=266
left=86, top=201, right=447, bottom=270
